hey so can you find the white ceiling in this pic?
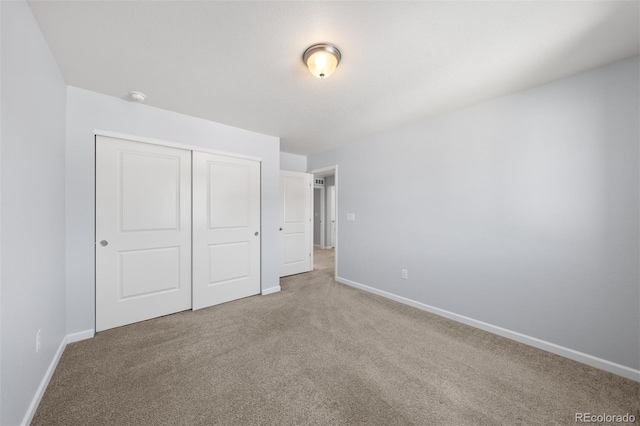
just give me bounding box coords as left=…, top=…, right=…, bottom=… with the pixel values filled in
left=28, top=1, right=639, bottom=156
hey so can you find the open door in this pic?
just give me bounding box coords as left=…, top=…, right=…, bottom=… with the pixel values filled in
left=280, top=171, right=312, bottom=277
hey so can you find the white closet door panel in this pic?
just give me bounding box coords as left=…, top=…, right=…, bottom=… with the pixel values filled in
left=280, top=171, right=312, bottom=277
left=193, top=152, right=260, bottom=310
left=120, top=152, right=179, bottom=231
left=119, top=247, right=181, bottom=298
left=208, top=163, right=251, bottom=228
left=208, top=242, right=251, bottom=283
left=96, top=136, right=192, bottom=332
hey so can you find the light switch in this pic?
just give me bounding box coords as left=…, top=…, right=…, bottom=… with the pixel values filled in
left=346, top=213, right=356, bottom=221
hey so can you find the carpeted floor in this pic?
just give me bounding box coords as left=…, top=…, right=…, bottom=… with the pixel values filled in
left=33, top=247, right=638, bottom=425
left=313, top=246, right=335, bottom=272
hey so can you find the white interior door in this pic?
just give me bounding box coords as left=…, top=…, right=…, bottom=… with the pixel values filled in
left=192, top=152, right=261, bottom=310
left=280, top=171, right=312, bottom=277
left=328, top=185, right=336, bottom=248
left=96, top=136, right=192, bottom=332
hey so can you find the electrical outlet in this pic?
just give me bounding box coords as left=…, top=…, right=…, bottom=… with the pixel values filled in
left=36, top=329, right=41, bottom=353
left=401, top=269, right=408, bottom=280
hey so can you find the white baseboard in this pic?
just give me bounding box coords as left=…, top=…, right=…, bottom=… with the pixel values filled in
left=261, top=286, right=281, bottom=296
left=21, top=329, right=95, bottom=425
left=21, top=336, right=66, bottom=425
left=336, top=276, right=640, bottom=382
left=66, top=329, right=95, bottom=343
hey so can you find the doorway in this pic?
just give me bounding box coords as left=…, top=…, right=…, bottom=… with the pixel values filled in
left=308, top=166, right=338, bottom=278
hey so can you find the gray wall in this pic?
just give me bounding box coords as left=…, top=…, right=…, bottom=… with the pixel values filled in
left=66, top=87, right=281, bottom=334
left=280, top=152, right=307, bottom=173
left=308, top=57, right=640, bottom=371
left=1, top=1, right=68, bottom=424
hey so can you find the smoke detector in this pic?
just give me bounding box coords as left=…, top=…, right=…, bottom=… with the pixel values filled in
left=128, top=91, right=146, bottom=102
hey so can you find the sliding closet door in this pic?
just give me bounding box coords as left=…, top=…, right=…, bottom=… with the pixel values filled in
left=95, top=136, right=192, bottom=331
left=192, top=152, right=260, bottom=310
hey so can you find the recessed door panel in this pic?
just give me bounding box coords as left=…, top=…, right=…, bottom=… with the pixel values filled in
left=119, top=247, right=181, bottom=299
left=193, top=152, right=260, bottom=310
left=209, top=163, right=250, bottom=229
left=283, top=176, right=306, bottom=223
left=208, top=242, right=251, bottom=284
left=96, top=136, right=192, bottom=332
left=284, top=233, right=306, bottom=264
left=121, top=152, right=179, bottom=231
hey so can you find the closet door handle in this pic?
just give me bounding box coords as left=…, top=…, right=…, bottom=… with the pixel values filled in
left=99, top=240, right=108, bottom=247
left=255, top=232, right=259, bottom=236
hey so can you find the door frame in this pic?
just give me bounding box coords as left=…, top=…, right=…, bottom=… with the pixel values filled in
left=94, top=130, right=262, bottom=331
left=307, top=165, right=338, bottom=280
left=95, top=130, right=260, bottom=162
left=326, top=185, right=336, bottom=248
left=313, top=185, right=326, bottom=250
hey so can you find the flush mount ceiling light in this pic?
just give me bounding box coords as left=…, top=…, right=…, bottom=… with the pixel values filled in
left=128, top=91, right=146, bottom=102
left=303, top=44, right=341, bottom=79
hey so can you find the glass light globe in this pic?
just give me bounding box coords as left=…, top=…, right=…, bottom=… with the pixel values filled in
left=303, top=44, right=341, bottom=79
left=306, top=50, right=339, bottom=79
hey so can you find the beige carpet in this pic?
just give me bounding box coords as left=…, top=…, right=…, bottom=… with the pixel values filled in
left=33, top=248, right=638, bottom=425
left=313, top=246, right=334, bottom=272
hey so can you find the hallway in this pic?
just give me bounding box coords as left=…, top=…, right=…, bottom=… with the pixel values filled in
left=314, top=246, right=334, bottom=272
